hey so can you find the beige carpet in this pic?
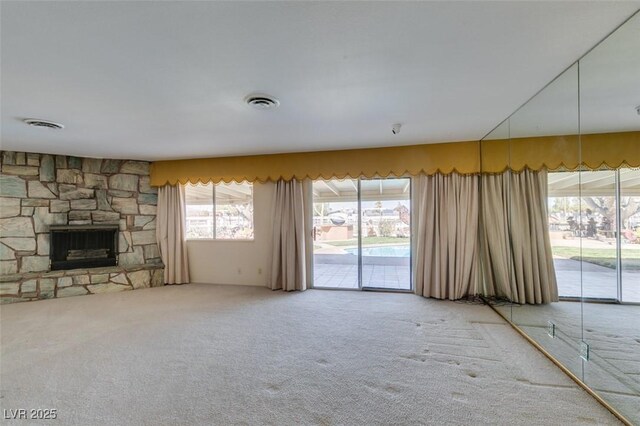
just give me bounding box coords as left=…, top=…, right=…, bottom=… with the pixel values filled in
left=0, top=284, right=620, bottom=425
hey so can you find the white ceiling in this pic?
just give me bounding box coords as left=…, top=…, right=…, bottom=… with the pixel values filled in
left=1, top=1, right=639, bottom=161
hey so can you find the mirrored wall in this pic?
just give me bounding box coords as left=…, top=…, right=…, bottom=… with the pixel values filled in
left=482, top=11, right=640, bottom=424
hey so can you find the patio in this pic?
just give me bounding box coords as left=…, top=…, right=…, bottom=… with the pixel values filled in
left=313, top=257, right=639, bottom=300
left=313, top=256, right=411, bottom=290
left=555, top=258, right=640, bottom=302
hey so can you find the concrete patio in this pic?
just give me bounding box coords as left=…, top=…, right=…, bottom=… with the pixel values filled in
left=313, top=254, right=411, bottom=290
left=555, top=258, right=640, bottom=302
left=312, top=256, right=639, bottom=301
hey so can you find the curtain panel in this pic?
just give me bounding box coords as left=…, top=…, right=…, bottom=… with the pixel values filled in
left=156, top=184, right=190, bottom=285
left=270, top=179, right=307, bottom=291
left=413, top=173, right=480, bottom=300
left=480, top=169, right=558, bottom=304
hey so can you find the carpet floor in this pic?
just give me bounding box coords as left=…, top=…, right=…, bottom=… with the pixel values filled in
left=0, top=284, right=620, bottom=425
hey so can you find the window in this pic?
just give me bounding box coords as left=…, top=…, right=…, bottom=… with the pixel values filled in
left=185, top=182, right=254, bottom=240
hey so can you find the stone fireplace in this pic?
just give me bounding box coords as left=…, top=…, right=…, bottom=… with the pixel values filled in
left=0, top=151, right=165, bottom=303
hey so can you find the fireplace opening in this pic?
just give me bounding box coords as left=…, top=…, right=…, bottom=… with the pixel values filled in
left=49, top=225, right=119, bottom=271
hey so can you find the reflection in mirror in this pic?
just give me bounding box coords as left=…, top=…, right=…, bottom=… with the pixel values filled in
left=578, top=12, right=640, bottom=422
left=579, top=170, right=618, bottom=301
left=579, top=170, right=640, bottom=422
left=547, top=171, right=583, bottom=298
left=507, top=62, right=583, bottom=380
left=480, top=11, right=640, bottom=424
left=620, top=168, right=640, bottom=303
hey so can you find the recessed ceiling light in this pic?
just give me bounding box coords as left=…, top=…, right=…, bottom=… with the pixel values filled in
left=245, top=94, right=280, bottom=110
left=23, top=118, right=64, bottom=130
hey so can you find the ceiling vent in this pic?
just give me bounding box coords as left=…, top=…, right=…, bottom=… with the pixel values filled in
left=245, top=94, right=280, bottom=110
left=23, top=119, right=65, bottom=130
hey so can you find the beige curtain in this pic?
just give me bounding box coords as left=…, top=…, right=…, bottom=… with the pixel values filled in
left=270, top=179, right=307, bottom=291
left=481, top=169, right=558, bottom=304
left=414, top=173, right=479, bottom=300
left=479, top=173, right=511, bottom=299
left=156, top=184, right=190, bottom=284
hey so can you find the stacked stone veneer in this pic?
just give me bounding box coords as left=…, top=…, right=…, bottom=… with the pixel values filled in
left=0, top=151, right=164, bottom=304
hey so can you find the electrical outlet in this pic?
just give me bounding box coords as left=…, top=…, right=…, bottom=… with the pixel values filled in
left=237, top=268, right=242, bottom=274
left=547, top=321, right=556, bottom=338
left=258, top=268, right=262, bottom=275
left=580, top=341, right=590, bottom=361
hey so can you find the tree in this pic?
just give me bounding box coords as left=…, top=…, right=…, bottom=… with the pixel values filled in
left=378, top=219, right=395, bottom=237
left=394, top=203, right=410, bottom=225
left=583, top=196, right=640, bottom=228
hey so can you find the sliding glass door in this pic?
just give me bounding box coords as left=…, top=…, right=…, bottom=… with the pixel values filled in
left=312, top=179, right=359, bottom=289
left=312, top=177, right=411, bottom=291
left=360, top=179, right=411, bottom=290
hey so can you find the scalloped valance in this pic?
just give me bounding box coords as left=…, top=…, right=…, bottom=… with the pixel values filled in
left=149, top=141, right=481, bottom=186
left=150, top=131, right=639, bottom=186
left=481, top=131, right=640, bottom=173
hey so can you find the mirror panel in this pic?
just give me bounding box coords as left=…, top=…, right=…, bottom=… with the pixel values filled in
left=509, top=62, right=583, bottom=380
left=480, top=11, right=639, bottom=423
left=620, top=168, right=640, bottom=304
left=578, top=12, right=640, bottom=422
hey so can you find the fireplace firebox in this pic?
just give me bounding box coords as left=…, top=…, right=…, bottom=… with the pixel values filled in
left=49, top=225, right=119, bottom=271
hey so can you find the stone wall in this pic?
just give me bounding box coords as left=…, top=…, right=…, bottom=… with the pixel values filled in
left=0, top=264, right=164, bottom=304
left=0, top=151, right=164, bottom=303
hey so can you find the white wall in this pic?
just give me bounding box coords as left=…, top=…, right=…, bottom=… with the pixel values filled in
left=187, top=182, right=275, bottom=286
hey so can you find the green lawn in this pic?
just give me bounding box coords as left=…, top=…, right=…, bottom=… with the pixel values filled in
left=323, top=237, right=409, bottom=247
left=552, top=246, right=640, bottom=270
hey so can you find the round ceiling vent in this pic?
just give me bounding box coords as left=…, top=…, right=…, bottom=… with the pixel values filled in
left=23, top=118, right=65, bottom=130
left=245, top=94, right=280, bottom=110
